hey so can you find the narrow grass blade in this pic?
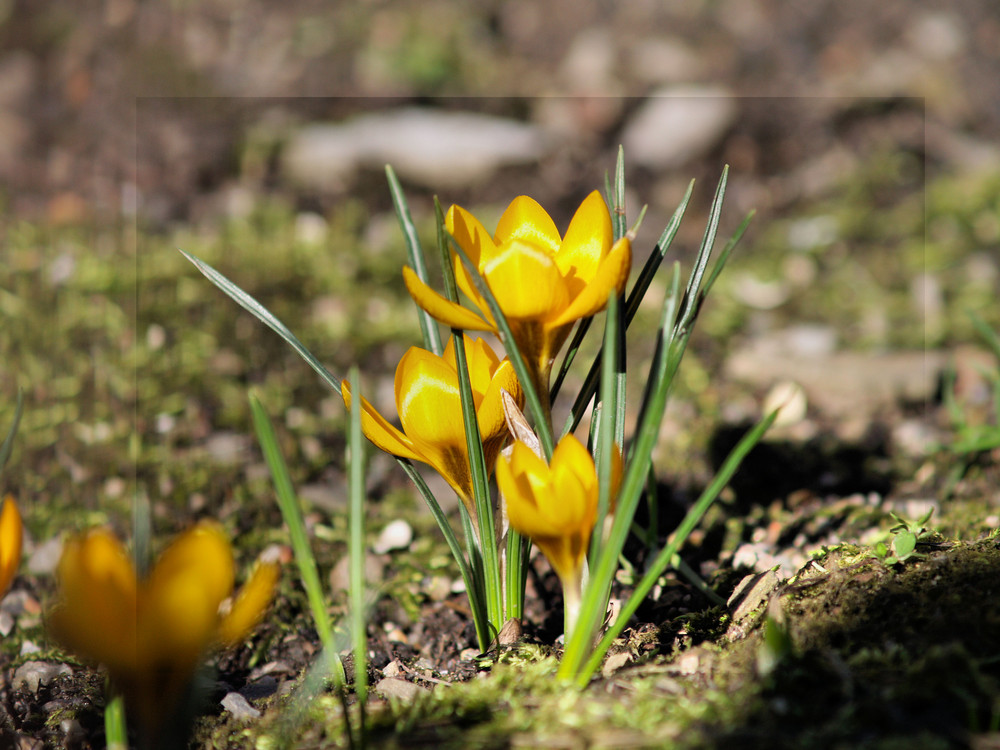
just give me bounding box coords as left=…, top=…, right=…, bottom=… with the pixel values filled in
left=588, top=292, right=620, bottom=571
left=560, top=267, right=685, bottom=680
left=347, top=366, right=368, bottom=743
left=0, top=388, right=23, bottom=475
left=701, top=210, right=754, bottom=300
left=433, top=198, right=503, bottom=627
left=504, top=527, right=527, bottom=620
left=452, top=327, right=502, bottom=626
left=551, top=319, right=596, bottom=405
left=675, top=166, right=728, bottom=336
left=624, top=180, right=694, bottom=326
left=969, top=309, right=1000, bottom=361
left=612, top=145, right=626, bottom=242
left=559, top=180, right=694, bottom=431
left=249, top=392, right=346, bottom=687
left=104, top=690, right=127, bottom=750
left=396, top=458, right=491, bottom=650
left=387, top=166, right=442, bottom=356
left=576, top=409, right=779, bottom=684
left=180, top=249, right=342, bottom=395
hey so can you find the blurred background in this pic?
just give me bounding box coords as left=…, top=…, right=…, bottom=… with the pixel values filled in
left=1, top=3, right=999, bottom=743
left=0, top=0, right=998, bottom=534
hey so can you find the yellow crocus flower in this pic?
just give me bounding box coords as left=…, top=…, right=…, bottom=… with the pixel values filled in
left=341, top=334, right=522, bottom=522
left=403, top=191, right=631, bottom=415
left=48, top=522, right=279, bottom=734
left=0, top=495, right=22, bottom=598
left=496, top=434, right=602, bottom=635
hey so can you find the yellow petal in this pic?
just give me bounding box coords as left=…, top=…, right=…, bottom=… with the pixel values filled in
left=395, top=346, right=475, bottom=502
left=140, top=522, right=235, bottom=669
left=497, top=443, right=559, bottom=539
left=403, top=266, right=494, bottom=331
left=483, top=240, right=570, bottom=320
left=217, top=559, right=280, bottom=647
left=477, top=361, right=523, bottom=468
left=550, top=236, right=631, bottom=327
left=498, top=436, right=597, bottom=584
left=462, top=336, right=502, bottom=404
left=549, top=436, right=597, bottom=531
left=552, top=433, right=599, bottom=496
left=446, top=204, right=499, bottom=267
left=0, top=496, right=22, bottom=597
left=145, top=522, right=234, bottom=611
left=342, top=379, right=422, bottom=462
left=395, top=347, right=464, bottom=447
left=493, top=196, right=561, bottom=255
left=554, top=191, right=614, bottom=287
left=445, top=206, right=498, bottom=314
left=48, top=528, right=139, bottom=672
left=477, top=359, right=522, bottom=440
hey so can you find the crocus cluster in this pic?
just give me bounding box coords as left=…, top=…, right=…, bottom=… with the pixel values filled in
left=404, top=190, right=631, bottom=419
left=48, top=521, right=279, bottom=734
left=353, top=190, right=630, bottom=638
left=0, top=495, right=22, bottom=599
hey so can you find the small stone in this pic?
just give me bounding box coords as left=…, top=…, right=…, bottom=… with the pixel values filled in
left=731, top=272, right=790, bottom=310
left=248, top=660, right=295, bottom=681
left=623, top=87, right=737, bottom=170
left=375, top=677, right=429, bottom=701
left=373, top=519, right=413, bottom=554
left=203, top=432, right=249, bottom=464
left=786, top=216, right=838, bottom=251
left=12, top=661, right=72, bottom=694
left=676, top=651, right=702, bottom=675
left=389, top=628, right=410, bottom=645
left=602, top=651, right=632, bottom=678
left=59, top=718, right=86, bottom=746
left=27, top=537, right=63, bottom=576
left=294, top=212, right=328, bottom=246
left=284, top=109, right=546, bottom=190
left=424, top=575, right=452, bottom=602
left=382, top=659, right=403, bottom=678
left=329, top=553, right=385, bottom=593
left=299, top=483, right=347, bottom=513
left=221, top=691, right=261, bottom=720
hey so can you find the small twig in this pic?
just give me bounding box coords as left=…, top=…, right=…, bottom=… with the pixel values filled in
left=399, top=662, right=453, bottom=686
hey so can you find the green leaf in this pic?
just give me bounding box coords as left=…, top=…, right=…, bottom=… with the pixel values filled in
left=180, top=249, right=342, bottom=394
left=347, top=365, right=369, bottom=722
left=387, top=165, right=443, bottom=356
left=0, top=389, right=24, bottom=476
left=893, top=531, right=917, bottom=559
left=249, top=392, right=346, bottom=687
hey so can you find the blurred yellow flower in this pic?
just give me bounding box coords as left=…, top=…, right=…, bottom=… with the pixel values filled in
left=0, top=495, right=22, bottom=598
left=48, top=522, right=278, bottom=734
left=403, top=191, right=631, bottom=411
left=342, top=335, right=522, bottom=521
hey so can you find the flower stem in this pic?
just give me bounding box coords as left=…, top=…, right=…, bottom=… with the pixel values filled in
left=561, top=570, right=584, bottom=644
